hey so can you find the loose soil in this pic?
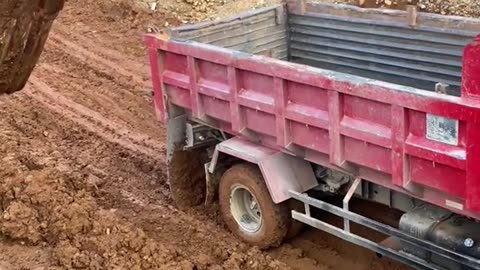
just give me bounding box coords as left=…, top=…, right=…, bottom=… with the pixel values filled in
left=316, top=0, right=480, bottom=17
left=1, top=0, right=478, bottom=269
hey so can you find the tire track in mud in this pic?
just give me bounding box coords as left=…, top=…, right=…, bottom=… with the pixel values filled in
left=25, top=76, right=165, bottom=161
left=47, top=31, right=150, bottom=89
left=51, top=25, right=151, bottom=75
left=39, top=27, right=165, bottom=141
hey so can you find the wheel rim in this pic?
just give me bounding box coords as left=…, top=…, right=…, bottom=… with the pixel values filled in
left=230, top=184, right=263, bottom=233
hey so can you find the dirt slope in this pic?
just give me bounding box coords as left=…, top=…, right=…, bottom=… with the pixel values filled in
left=3, top=0, right=477, bottom=269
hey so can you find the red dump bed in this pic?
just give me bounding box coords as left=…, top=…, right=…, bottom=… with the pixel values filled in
left=146, top=32, right=480, bottom=220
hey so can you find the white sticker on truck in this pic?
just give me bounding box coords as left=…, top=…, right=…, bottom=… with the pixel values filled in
left=426, top=114, right=459, bottom=146
left=446, top=199, right=464, bottom=210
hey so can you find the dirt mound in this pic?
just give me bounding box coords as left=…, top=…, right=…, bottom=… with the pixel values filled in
left=416, top=0, right=480, bottom=17
left=0, top=102, right=289, bottom=269
left=0, top=160, right=192, bottom=269
left=0, top=157, right=289, bottom=269
left=153, top=0, right=282, bottom=24
left=321, top=0, right=480, bottom=17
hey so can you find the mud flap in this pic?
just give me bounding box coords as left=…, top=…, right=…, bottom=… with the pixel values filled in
left=209, top=137, right=318, bottom=204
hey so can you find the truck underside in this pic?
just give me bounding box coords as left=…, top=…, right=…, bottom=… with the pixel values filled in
left=147, top=2, right=480, bottom=269
left=0, top=0, right=64, bottom=95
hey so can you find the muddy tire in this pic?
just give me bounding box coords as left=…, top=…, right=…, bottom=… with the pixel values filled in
left=0, top=0, right=65, bottom=94
left=219, top=163, right=290, bottom=249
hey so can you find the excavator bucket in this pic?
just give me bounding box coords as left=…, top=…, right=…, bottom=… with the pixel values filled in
left=0, top=0, right=64, bottom=95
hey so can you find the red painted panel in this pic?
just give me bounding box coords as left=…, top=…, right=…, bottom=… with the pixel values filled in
left=410, top=156, right=466, bottom=198
left=466, top=123, right=480, bottom=211
left=201, top=94, right=231, bottom=122
left=198, top=80, right=230, bottom=101
left=165, top=85, right=191, bottom=109
left=238, top=69, right=274, bottom=96
left=289, top=120, right=329, bottom=153
left=405, top=135, right=466, bottom=170
left=164, top=52, right=188, bottom=74
left=344, top=137, right=392, bottom=173
left=287, top=81, right=328, bottom=111
left=238, top=91, right=275, bottom=114
left=391, top=106, right=407, bottom=187
left=197, top=60, right=228, bottom=85
left=163, top=71, right=190, bottom=90
left=340, top=116, right=392, bottom=148
left=243, top=107, right=276, bottom=137
left=344, top=95, right=392, bottom=128
left=285, top=103, right=329, bottom=129
left=408, top=110, right=426, bottom=138
left=148, top=47, right=166, bottom=121
left=462, top=36, right=480, bottom=99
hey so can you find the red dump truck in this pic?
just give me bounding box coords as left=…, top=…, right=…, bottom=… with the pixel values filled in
left=146, top=1, right=480, bottom=269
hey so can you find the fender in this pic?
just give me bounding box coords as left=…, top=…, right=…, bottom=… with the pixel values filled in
left=209, top=137, right=318, bottom=203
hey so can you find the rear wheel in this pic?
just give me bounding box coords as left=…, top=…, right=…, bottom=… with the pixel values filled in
left=219, top=163, right=290, bottom=249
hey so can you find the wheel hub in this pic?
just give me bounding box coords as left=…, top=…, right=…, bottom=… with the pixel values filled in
left=230, top=185, right=263, bottom=233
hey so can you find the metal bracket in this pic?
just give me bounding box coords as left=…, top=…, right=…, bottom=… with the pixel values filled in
left=406, top=5, right=418, bottom=27
left=289, top=191, right=480, bottom=270
left=435, top=83, right=450, bottom=95
left=184, top=122, right=218, bottom=150
left=275, top=5, right=287, bottom=25
left=343, top=177, right=362, bottom=232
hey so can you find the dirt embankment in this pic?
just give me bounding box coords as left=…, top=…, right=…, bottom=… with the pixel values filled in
left=0, top=162, right=191, bottom=270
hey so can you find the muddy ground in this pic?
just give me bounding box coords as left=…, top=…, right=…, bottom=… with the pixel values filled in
left=0, top=0, right=478, bottom=269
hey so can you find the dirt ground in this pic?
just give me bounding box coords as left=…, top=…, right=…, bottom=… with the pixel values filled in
left=316, top=0, right=480, bottom=17
left=0, top=0, right=478, bottom=269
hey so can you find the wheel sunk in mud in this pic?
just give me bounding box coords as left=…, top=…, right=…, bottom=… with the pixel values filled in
left=0, top=0, right=65, bottom=94
left=219, top=163, right=292, bottom=249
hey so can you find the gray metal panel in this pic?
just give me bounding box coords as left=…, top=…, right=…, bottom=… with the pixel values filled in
left=288, top=9, right=479, bottom=95
left=171, top=5, right=288, bottom=60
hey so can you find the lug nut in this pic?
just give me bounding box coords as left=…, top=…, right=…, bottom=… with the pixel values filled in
left=464, top=238, right=475, bottom=248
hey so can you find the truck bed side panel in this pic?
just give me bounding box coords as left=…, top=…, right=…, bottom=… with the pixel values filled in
left=147, top=33, right=480, bottom=220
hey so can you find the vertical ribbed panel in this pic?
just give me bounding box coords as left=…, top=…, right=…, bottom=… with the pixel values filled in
left=172, top=5, right=288, bottom=60
left=289, top=3, right=480, bottom=95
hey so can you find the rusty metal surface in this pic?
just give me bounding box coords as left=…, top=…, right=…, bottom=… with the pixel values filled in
left=171, top=5, right=288, bottom=60
left=289, top=2, right=480, bottom=95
